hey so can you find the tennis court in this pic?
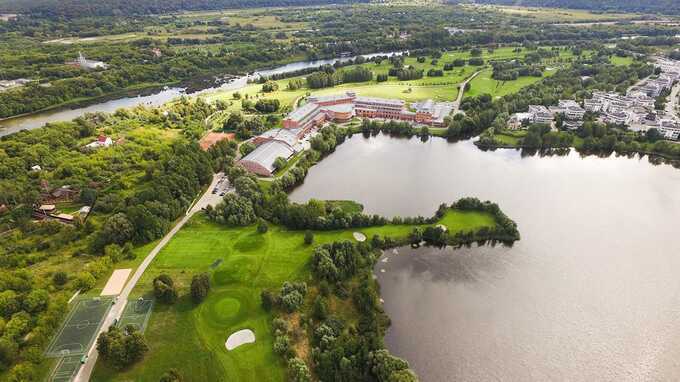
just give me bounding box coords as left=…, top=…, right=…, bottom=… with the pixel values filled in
left=117, top=298, right=154, bottom=333
left=45, top=297, right=113, bottom=358
left=50, top=355, right=82, bottom=382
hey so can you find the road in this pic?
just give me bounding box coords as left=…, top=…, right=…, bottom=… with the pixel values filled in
left=452, top=70, right=482, bottom=114
left=73, top=172, right=226, bottom=382
left=665, top=81, right=680, bottom=121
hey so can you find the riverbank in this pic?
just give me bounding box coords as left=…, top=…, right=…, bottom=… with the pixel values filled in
left=475, top=128, right=680, bottom=164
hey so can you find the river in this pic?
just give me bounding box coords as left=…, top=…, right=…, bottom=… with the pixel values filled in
left=0, top=51, right=401, bottom=137
left=289, top=134, right=680, bottom=381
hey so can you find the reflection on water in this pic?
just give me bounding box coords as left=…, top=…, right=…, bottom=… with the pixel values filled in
left=291, top=134, right=680, bottom=381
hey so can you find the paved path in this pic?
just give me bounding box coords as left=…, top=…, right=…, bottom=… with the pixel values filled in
left=452, top=70, right=482, bottom=114
left=73, top=172, right=225, bottom=382
left=665, top=81, right=680, bottom=121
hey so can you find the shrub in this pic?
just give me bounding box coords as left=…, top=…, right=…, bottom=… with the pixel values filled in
left=261, top=290, right=274, bottom=311
left=304, top=231, right=314, bottom=245
left=74, top=272, right=96, bottom=291
left=159, top=368, right=183, bottom=382
left=257, top=220, right=269, bottom=234
left=52, top=272, right=68, bottom=287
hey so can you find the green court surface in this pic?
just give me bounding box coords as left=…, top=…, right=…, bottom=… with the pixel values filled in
left=50, top=355, right=82, bottom=382
left=117, top=298, right=154, bottom=333
left=45, top=297, right=114, bottom=357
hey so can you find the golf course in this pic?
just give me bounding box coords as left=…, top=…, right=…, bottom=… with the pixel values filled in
left=91, top=208, right=499, bottom=381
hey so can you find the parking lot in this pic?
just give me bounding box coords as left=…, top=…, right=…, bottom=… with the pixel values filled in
left=197, top=173, right=232, bottom=210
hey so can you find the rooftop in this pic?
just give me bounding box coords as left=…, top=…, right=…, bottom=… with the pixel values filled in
left=257, top=128, right=300, bottom=147
left=355, top=96, right=405, bottom=107
left=286, top=102, right=319, bottom=123
left=240, top=140, right=295, bottom=174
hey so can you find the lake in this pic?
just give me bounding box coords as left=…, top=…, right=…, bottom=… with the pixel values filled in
left=289, top=134, right=680, bottom=381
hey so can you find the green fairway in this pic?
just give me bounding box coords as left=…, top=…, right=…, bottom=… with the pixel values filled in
left=465, top=67, right=557, bottom=99
left=92, top=208, right=499, bottom=381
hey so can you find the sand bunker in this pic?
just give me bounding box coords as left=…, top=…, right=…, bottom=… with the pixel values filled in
left=226, top=329, right=255, bottom=351
left=353, top=232, right=367, bottom=242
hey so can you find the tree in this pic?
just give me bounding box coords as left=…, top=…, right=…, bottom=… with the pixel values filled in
left=209, top=194, right=257, bottom=226
left=312, top=295, right=328, bottom=321
left=190, top=273, right=211, bottom=304
left=74, top=272, right=96, bottom=291
left=255, top=99, right=280, bottom=113
left=279, top=282, right=307, bottom=313
left=0, top=338, right=18, bottom=371
left=153, top=274, right=178, bottom=304
left=369, top=349, right=416, bottom=382
left=240, top=141, right=256, bottom=157
left=0, top=291, right=19, bottom=319
left=273, top=157, right=287, bottom=172
left=287, top=357, right=311, bottom=382
left=261, top=81, right=279, bottom=93
left=23, top=289, right=49, bottom=313
left=223, top=112, right=244, bottom=131
left=97, top=325, right=149, bottom=369
left=94, top=213, right=134, bottom=250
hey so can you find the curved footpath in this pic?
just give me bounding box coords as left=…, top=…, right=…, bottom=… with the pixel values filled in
left=452, top=70, right=482, bottom=114
left=74, top=172, right=225, bottom=381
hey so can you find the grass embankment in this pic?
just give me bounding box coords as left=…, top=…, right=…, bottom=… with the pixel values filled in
left=92, top=208, right=497, bottom=381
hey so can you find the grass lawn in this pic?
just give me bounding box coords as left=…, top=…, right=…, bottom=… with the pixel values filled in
left=610, top=56, right=634, bottom=66
left=465, top=67, right=558, bottom=99
left=487, top=5, right=637, bottom=23
left=92, top=208, right=498, bottom=381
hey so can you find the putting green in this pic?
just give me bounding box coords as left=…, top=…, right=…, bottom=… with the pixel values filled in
left=211, top=297, right=241, bottom=323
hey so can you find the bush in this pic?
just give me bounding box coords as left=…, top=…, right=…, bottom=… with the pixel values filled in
left=261, top=290, right=274, bottom=311
left=190, top=273, right=211, bottom=304
left=52, top=271, right=68, bottom=287
left=304, top=231, right=314, bottom=245
left=261, top=81, right=279, bottom=93
left=159, top=368, right=183, bottom=382
left=468, top=58, right=485, bottom=66
left=257, top=220, right=269, bottom=234
left=74, top=272, right=96, bottom=291
left=255, top=99, right=280, bottom=113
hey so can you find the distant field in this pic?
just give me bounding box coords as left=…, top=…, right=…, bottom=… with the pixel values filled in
left=482, top=4, right=638, bottom=22
left=91, top=209, right=499, bottom=381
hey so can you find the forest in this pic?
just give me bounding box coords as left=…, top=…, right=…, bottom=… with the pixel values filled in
left=0, top=97, right=234, bottom=379
left=0, top=0, right=368, bottom=18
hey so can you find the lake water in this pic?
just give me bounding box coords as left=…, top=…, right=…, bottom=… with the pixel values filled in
left=0, top=51, right=402, bottom=137
left=289, top=134, right=680, bottom=381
